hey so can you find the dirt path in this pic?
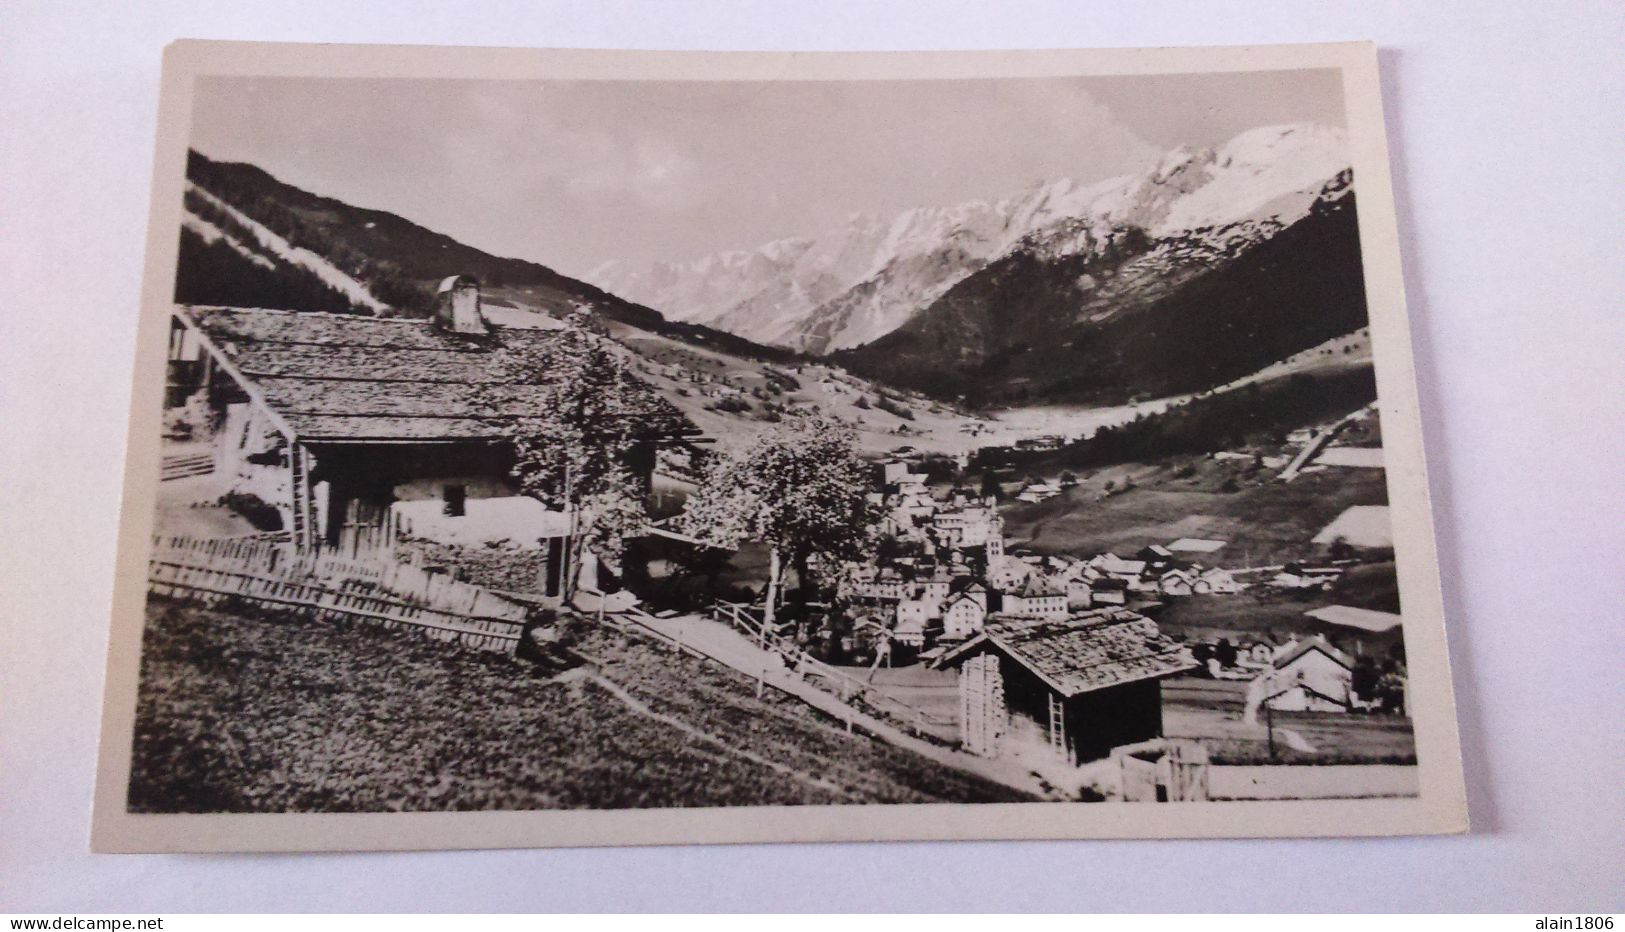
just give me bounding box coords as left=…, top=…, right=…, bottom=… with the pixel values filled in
left=605, top=609, right=1056, bottom=798
left=562, top=666, right=859, bottom=802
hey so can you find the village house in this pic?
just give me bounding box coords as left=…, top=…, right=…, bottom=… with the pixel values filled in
left=1090, top=577, right=1130, bottom=606
left=161, top=283, right=695, bottom=597
left=941, top=589, right=987, bottom=640
left=1254, top=635, right=1355, bottom=712
left=877, top=460, right=913, bottom=486
left=1245, top=640, right=1278, bottom=665
left=1015, top=480, right=1063, bottom=503
left=1158, top=568, right=1197, bottom=596
left=936, top=610, right=1198, bottom=764
left=1193, top=566, right=1243, bottom=594
left=999, top=576, right=1068, bottom=619
left=893, top=598, right=933, bottom=647
left=931, top=505, right=1000, bottom=548
left=1271, top=562, right=1345, bottom=590
left=1065, top=576, right=1094, bottom=610
left=1013, top=435, right=1065, bottom=452
left=1089, top=552, right=1136, bottom=577
left=896, top=472, right=929, bottom=496
left=919, top=564, right=953, bottom=606
left=1136, top=544, right=1177, bottom=573
left=987, top=553, right=1034, bottom=591
left=852, top=565, right=911, bottom=602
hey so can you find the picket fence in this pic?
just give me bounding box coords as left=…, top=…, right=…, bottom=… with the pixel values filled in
left=148, top=534, right=530, bottom=653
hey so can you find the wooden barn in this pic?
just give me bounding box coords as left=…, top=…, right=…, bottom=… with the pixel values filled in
left=162, top=288, right=696, bottom=596
left=935, top=609, right=1197, bottom=765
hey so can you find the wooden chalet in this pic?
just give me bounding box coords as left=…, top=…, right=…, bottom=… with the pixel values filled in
left=935, top=609, right=1197, bottom=764
left=163, top=287, right=696, bottom=595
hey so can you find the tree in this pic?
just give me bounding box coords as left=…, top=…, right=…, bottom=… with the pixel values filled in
left=980, top=470, right=1003, bottom=501
left=1328, top=535, right=1355, bottom=561
left=579, top=467, right=647, bottom=580
left=1351, top=655, right=1382, bottom=703
left=505, top=311, right=661, bottom=598
left=679, top=413, right=879, bottom=626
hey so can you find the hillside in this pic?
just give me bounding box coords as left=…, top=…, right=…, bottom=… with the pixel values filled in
left=129, top=599, right=1028, bottom=812
left=835, top=182, right=1368, bottom=407
left=179, top=150, right=797, bottom=363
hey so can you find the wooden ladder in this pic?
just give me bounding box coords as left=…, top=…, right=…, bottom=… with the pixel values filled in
left=288, top=445, right=308, bottom=549
left=1047, top=692, right=1067, bottom=758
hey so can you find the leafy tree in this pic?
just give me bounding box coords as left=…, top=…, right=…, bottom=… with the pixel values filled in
left=980, top=470, right=1003, bottom=500
left=679, top=413, right=880, bottom=625
left=579, top=467, right=647, bottom=579
left=504, top=313, right=658, bottom=598
left=1351, top=655, right=1382, bottom=702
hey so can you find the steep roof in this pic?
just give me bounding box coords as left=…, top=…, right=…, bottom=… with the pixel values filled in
left=936, top=609, right=1197, bottom=697
left=1098, top=556, right=1148, bottom=576
left=1304, top=605, right=1402, bottom=632
left=1273, top=635, right=1355, bottom=671
left=1016, top=575, right=1065, bottom=599
left=1168, top=537, right=1227, bottom=553
left=179, top=305, right=689, bottom=443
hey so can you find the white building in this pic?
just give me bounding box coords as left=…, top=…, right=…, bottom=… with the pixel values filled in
left=988, top=554, right=1033, bottom=592
left=894, top=599, right=933, bottom=646
left=1193, top=566, right=1243, bottom=594
left=1257, top=636, right=1354, bottom=712
left=941, top=591, right=987, bottom=640
left=1001, top=577, right=1068, bottom=619
left=1065, top=577, right=1094, bottom=610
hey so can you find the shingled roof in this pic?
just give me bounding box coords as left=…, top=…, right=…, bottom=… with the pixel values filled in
left=178, top=306, right=690, bottom=443
left=936, top=609, right=1197, bottom=697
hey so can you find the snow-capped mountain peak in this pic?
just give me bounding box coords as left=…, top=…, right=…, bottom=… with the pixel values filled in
left=587, top=122, right=1349, bottom=354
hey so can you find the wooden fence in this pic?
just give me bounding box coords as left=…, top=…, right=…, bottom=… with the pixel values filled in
left=1119, top=740, right=1211, bottom=802
left=148, top=534, right=530, bottom=653
left=711, top=600, right=958, bottom=736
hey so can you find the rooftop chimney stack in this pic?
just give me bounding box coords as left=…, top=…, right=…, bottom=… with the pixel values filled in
left=434, top=275, right=489, bottom=335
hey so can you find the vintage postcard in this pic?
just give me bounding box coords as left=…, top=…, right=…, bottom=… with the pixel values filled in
left=93, top=39, right=1467, bottom=852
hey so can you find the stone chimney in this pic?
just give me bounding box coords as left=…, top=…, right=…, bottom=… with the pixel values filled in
left=433, top=275, right=488, bottom=335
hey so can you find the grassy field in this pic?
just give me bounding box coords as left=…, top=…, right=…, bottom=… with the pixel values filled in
left=1163, top=678, right=1416, bottom=766
left=1146, top=561, right=1404, bottom=648
left=999, top=457, right=1390, bottom=561
left=128, top=597, right=1028, bottom=813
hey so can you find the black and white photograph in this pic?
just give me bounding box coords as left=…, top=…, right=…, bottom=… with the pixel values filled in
left=90, top=40, right=1468, bottom=851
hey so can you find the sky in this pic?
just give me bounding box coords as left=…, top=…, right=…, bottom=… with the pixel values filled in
left=189, top=69, right=1346, bottom=280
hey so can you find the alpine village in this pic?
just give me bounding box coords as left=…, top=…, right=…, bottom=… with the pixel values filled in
left=134, top=131, right=1416, bottom=813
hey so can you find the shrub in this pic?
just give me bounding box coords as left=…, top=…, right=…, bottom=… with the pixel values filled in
left=875, top=396, right=914, bottom=420
left=217, top=491, right=283, bottom=531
